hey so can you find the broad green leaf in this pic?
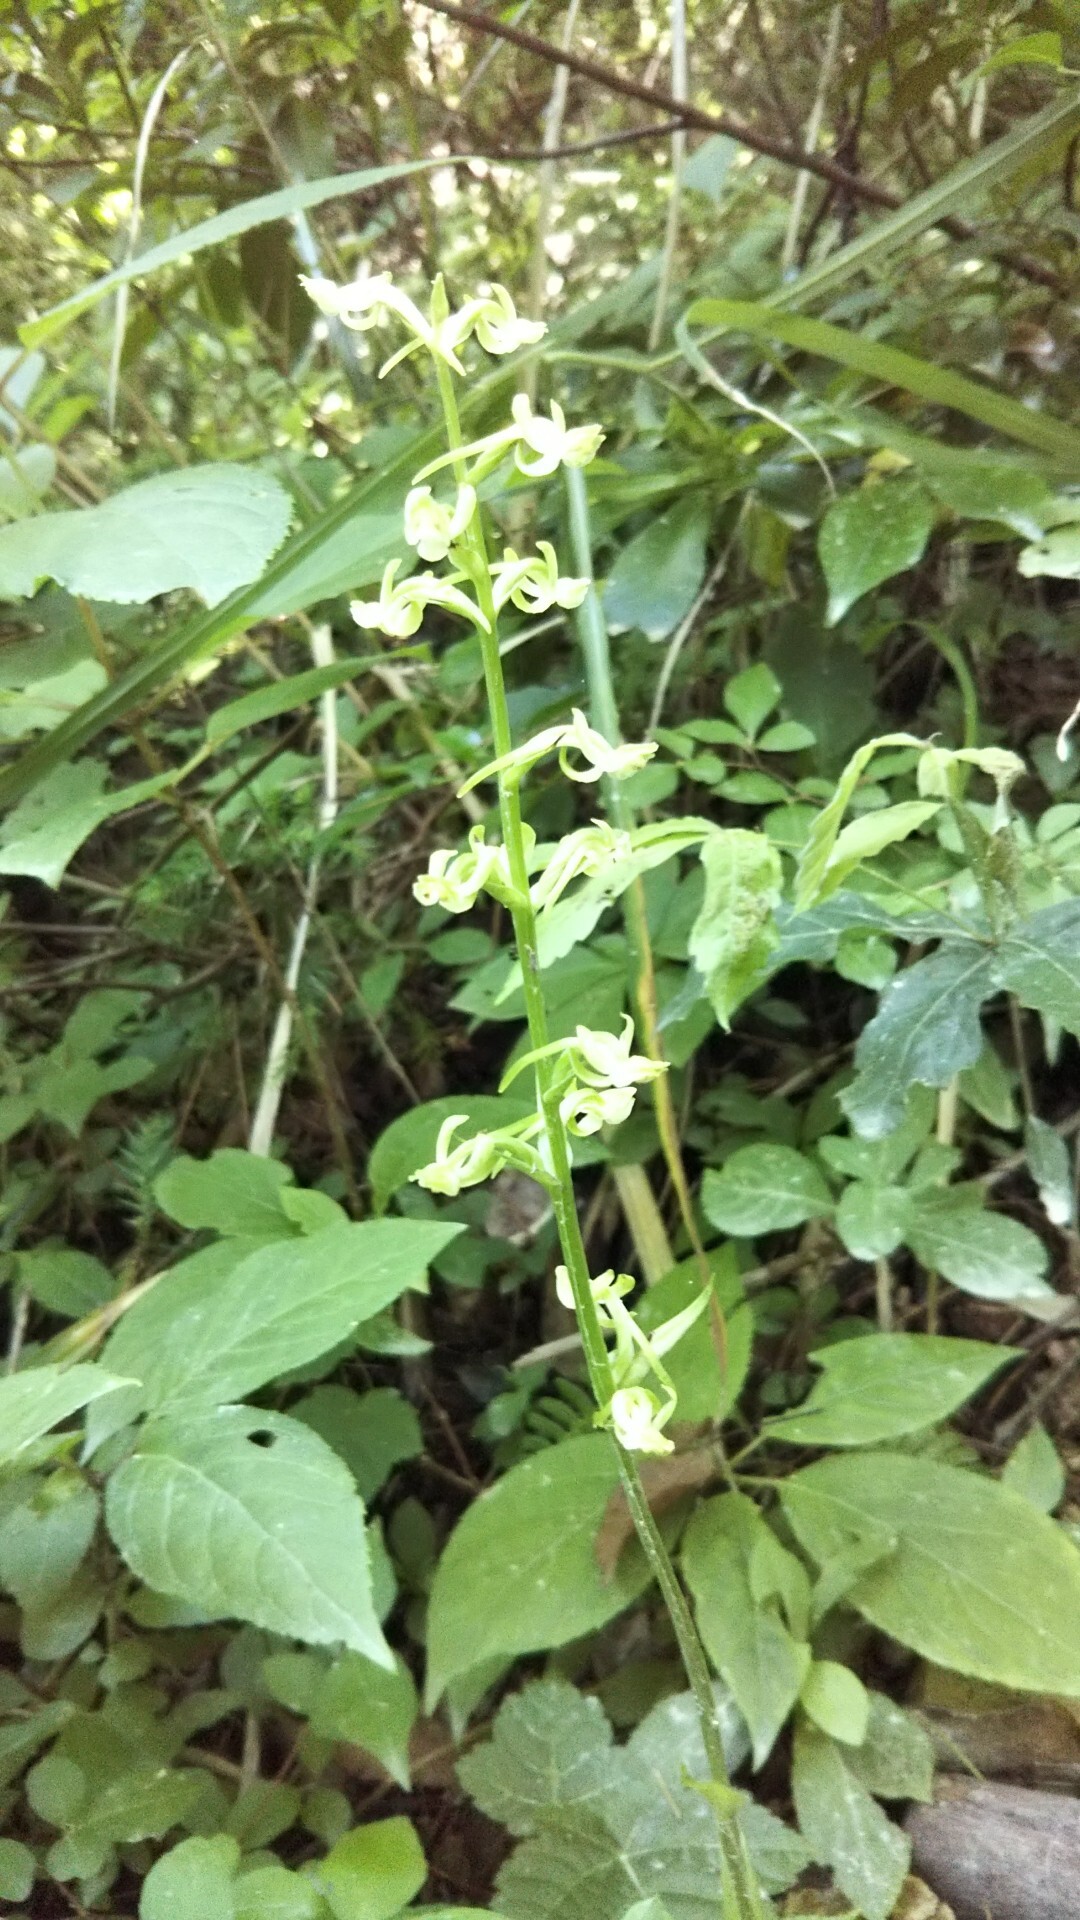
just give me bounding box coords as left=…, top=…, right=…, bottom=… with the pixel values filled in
left=0, top=467, right=292, bottom=607
left=794, top=731, right=925, bottom=911
left=635, top=1249, right=751, bottom=1423
left=456, top=1679, right=616, bottom=1834
left=765, top=1333, right=1018, bottom=1447
left=0, top=759, right=175, bottom=889
left=101, top=1220, right=457, bottom=1411
left=315, top=1816, right=426, bottom=1920
left=0, top=443, right=55, bottom=516
left=683, top=292, right=1080, bottom=464
left=425, top=1434, right=652, bottom=1706
left=688, top=830, right=782, bottom=1026
left=0, top=1836, right=34, bottom=1903
left=799, top=1661, right=869, bottom=1746
left=841, top=943, right=996, bottom=1139
left=781, top=1450, right=1080, bottom=1693
left=0, top=1699, right=75, bottom=1788
left=791, top=1723, right=909, bottom=1920
left=834, top=1181, right=909, bottom=1260
left=21, top=160, right=437, bottom=345
left=915, top=446, right=1055, bottom=538
left=818, top=800, right=941, bottom=898
left=368, top=1095, right=533, bottom=1212
left=979, top=30, right=1063, bottom=74
left=16, top=1247, right=113, bottom=1318
left=0, top=1477, right=98, bottom=1610
left=904, top=1190, right=1052, bottom=1302
left=1025, top=1116, right=1074, bottom=1227
left=235, top=1864, right=323, bottom=1920
left=702, top=1143, right=831, bottom=1237
left=264, top=1647, right=418, bottom=1787
left=818, top=479, right=935, bottom=625
left=723, top=663, right=781, bottom=738
left=603, top=495, right=710, bottom=641
left=997, top=900, right=1080, bottom=1033
left=106, top=1406, right=392, bottom=1664
left=683, top=1494, right=811, bottom=1768
left=140, top=1835, right=240, bottom=1920
left=844, top=1694, right=933, bottom=1803
left=154, top=1148, right=299, bottom=1237
left=1003, top=1423, right=1065, bottom=1513
left=0, top=1363, right=133, bottom=1468
left=290, top=1386, right=422, bottom=1503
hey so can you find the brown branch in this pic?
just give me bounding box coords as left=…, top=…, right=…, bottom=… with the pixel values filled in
left=417, top=0, right=1064, bottom=292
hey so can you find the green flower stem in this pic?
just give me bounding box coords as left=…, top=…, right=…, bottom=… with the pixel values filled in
left=433, top=361, right=763, bottom=1920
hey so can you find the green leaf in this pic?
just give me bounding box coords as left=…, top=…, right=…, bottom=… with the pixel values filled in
left=0, top=1363, right=134, bottom=1469
left=834, top=1181, right=909, bottom=1260
left=841, top=944, right=996, bottom=1139
left=997, top=901, right=1080, bottom=1033
left=799, top=1662, right=870, bottom=1746
left=140, top=1835, right=240, bottom=1920
left=0, top=759, right=175, bottom=890
left=683, top=1494, right=811, bottom=1768
left=979, top=31, right=1063, bottom=76
left=702, top=1143, right=831, bottom=1237
left=793, top=731, right=924, bottom=911
left=21, top=160, right=438, bottom=346
left=315, top=1816, right=426, bottom=1920
left=818, top=478, right=936, bottom=625
left=904, top=1190, right=1051, bottom=1303
left=791, top=1723, right=909, bottom=1920
left=1003, top=1423, right=1066, bottom=1513
left=105, top=1405, right=392, bottom=1664
left=0, top=1837, right=35, bottom=1903
left=818, top=800, right=941, bottom=899
left=915, top=447, right=1055, bottom=538
left=425, top=1434, right=653, bottom=1707
left=603, top=495, right=710, bottom=641
left=781, top=1450, right=1080, bottom=1693
left=204, top=654, right=390, bottom=747
left=42, top=1764, right=207, bottom=1882
left=635, top=1250, right=752, bottom=1424
left=16, top=1247, right=113, bottom=1318
left=845, top=1694, right=933, bottom=1803
left=765, top=1333, right=1018, bottom=1447
left=688, top=831, right=782, bottom=1026
left=101, top=1220, right=457, bottom=1411
left=290, top=1386, right=422, bottom=1503
left=235, top=1864, right=323, bottom=1920
left=154, top=1149, right=299, bottom=1237
left=1025, top=1117, right=1074, bottom=1228
left=0, top=467, right=292, bottom=607
left=684, top=288, right=1080, bottom=464
left=723, top=664, right=781, bottom=738
left=264, top=1648, right=418, bottom=1787
left=1018, top=523, right=1080, bottom=578
left=0, top=1476, right=98, bottom=1611
left=456, top=1679, right=615, bottom=1834
left=368, top=1095, right=534, bottom=1212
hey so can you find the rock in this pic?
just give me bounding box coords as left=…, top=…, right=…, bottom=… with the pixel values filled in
left=907, top=1778, right=1080, bottom=1920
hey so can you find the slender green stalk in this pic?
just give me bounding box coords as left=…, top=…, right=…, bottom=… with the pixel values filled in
left=434, top=361, right=765, bottom=1920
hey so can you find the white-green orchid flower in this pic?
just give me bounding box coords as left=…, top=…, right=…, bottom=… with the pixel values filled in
left=530, top=821, right=631, bottom=912
left=509, top=393, right=605, bottom=477
left=351, top=560, right=489, bottom=639
left=558, top=708, right=658, bottom=784
left=414, top=1115, right=503, bottom=1196
left=490, top=541, right=589, bottom=616
left=607, top=1385, right=675, bottom=1455
left=403, top=483, right=477, bottom=563
left=560, top=1082, right=637, bottom=1137
left=471, top=286, right=547, bottom=356
left=413, top=824, right=509, bottom=913
left=572, top=1015, right=668, bottom=1090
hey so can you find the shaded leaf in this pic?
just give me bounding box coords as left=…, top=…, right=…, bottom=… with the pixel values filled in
left=792, top=1723, right=909, bottom=1920
left=766, top=1333, right=1018, bottom=1447
left=842, top=944, right=995, bottom=1139
left=702, top=1143, right=831, bottom=1236
left=0, top=1363, right=134, bottom=1469
left=603, top=495, right=710, bottom=641
left=688, top=830, right=782, bottom=1025
left=818, top=478, right=935, bottom=625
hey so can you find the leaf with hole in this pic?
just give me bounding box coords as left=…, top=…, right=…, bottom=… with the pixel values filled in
left=106, top=1406, right=392, bottom=1664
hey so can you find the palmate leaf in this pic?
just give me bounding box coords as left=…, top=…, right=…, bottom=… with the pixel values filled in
left=105, top=1405, right=392, bottom=1664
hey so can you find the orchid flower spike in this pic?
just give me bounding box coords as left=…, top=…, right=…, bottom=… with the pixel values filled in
left=403, top=484, right=476, bottom=563
left=510, top=394, right=605, bottom=477
left=351, top=560, right=489, bottom=639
